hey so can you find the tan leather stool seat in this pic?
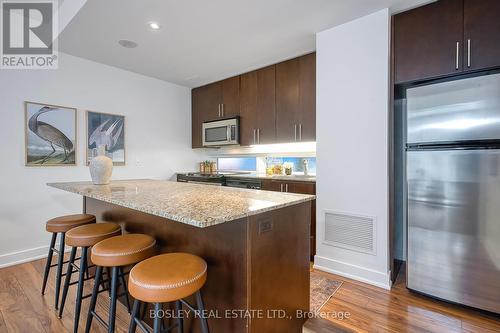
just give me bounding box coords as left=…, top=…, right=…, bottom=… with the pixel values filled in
left=91, top=234, right=156, bottom=267
left=128, top=253, right=207, bottom=303
left=46, top=214, right=96, bottom=233
left=66, top=223, right=122, bottom=248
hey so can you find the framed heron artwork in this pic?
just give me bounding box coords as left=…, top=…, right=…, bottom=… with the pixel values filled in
left=86, top=111, right=125, bottom=165
left=25, top=101, right=77, bottom=166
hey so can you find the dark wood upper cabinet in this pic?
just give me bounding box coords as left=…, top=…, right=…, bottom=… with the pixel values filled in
left=191, top=89, right=203, bottom=148
left=464, top=0, right=500, bottom=72
left=394, top=0, right=500, bottom=84
left=191, top=53, right=315, bottom=148
left=394, top=0, right=464, bottom=84
left=191, top=76, right=240, bottom=148
left=240, top=65, right=276, bottom=145
left=298, top=53, right=316, bottom=142
left=276, top=58, right=300, bottom=143
left=220, top=76, right=240, bottom=118
left=276, top=53, right=316, bottom=143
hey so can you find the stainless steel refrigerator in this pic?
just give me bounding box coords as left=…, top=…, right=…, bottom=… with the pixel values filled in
left=406, top=73, right=500, bottom=314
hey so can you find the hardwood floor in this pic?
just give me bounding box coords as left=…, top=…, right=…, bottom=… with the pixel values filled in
left=314, top=266, right=500, bottom=333
left=0, top=254, right=132, bottom=333
left=0, top=257, right=499, bottom=333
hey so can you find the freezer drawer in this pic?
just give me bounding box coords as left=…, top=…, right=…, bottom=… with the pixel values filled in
left=407, top=149, right=500, bottom=313
left=407, top=73, right=500, bottom=144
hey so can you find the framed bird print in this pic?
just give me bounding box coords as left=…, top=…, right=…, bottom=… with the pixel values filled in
left=86, top=111, right=125, bottom=165
left=25, top=101, right=77, bottom=166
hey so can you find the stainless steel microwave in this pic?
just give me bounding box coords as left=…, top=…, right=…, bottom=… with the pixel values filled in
left=202, top=117, right=239, bottom=146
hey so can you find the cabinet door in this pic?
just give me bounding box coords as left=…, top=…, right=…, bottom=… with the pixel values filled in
left=276, top=58, right=300, bottom=143
left=394, top=0, right=464, bottom=84
left=220, top=76, right=240, bottom=118
left=287, top=182, right=315, bottom=195
left=464, top=0, right=500, bottom=71
left=239, top=71, right=258, bottom=146
left=195, top=82, right=222, bottom=121
left=240, top=66, right=276, bottom=146
left=191, top=89, right=203, bottom=148
left=261, top=180, right=282, bottom=192
left=298, top=53, right=316, bottom=142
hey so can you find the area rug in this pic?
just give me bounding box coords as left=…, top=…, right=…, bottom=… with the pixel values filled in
left=310, top=271, right=342, bottom=313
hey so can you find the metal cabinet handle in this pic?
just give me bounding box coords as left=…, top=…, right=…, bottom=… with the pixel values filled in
left=299, top=124, right=302, bottom=141
left=285, top=184, right=289, bottom=192
left=253, top=129, right=256, bottom=144
left=467, top=39, right=471, bottom=68
left=218, top=104, right=220, bottom=117
left=455, top=42, right=460, bottom=70
left=294, top=124, right=297, bottom=141
left=257, top=128, right=260, bottom=144
left=280, top=184, right=284, bottom=192
left=221, top=103, right=224, bottom=117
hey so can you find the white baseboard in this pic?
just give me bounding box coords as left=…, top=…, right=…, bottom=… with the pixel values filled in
left=0, top=243, right=70, bottom=269
left=313, top=255, right=391, bottom=290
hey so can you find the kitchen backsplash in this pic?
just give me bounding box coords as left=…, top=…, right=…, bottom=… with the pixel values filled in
left=217, top=156, right=316, bottom=174
left=266, top=157, right=316, bottom=174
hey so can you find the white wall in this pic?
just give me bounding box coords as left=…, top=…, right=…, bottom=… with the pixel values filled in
left=315, top=9, right=391, bottom=289
left=0, top=53, right=204, bottom=267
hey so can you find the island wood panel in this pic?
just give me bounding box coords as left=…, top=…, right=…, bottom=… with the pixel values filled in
left=248, top=202, right=310, bottom=333
left=85, top=197, right=311, bottom=333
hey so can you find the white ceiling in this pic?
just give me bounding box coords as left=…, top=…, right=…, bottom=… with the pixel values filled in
left=58, top=0, right=433, bottom=87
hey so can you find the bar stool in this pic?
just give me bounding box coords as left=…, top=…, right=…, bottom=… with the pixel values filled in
left=58, top=222, right=122, bottom=333
left=42, top=214, right=96, bottom=309
left=127, top=253, right=209, bottom=333
left=85, top=234, right=156, bottom=333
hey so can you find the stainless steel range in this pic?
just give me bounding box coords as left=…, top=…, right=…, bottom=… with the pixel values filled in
left=176, top=172, right=262, bottom=189
left=176, top=172, right=227, bottom=185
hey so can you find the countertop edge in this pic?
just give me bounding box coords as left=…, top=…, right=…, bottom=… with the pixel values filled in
left=47, top=182, right=315, bottom=228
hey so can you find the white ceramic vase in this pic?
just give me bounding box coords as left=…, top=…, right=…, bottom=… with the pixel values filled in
left=89, top=145, right=113, bottom=185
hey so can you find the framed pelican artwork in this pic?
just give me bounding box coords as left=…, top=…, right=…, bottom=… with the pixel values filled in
left=86, top=111, right=125, bottom=165
left=24, top=101, right=77, bottom=166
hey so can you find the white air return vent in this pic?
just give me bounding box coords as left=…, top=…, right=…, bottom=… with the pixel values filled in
left=323, top=211, right=376, bottom=255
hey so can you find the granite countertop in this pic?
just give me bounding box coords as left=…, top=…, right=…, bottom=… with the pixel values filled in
left=225, top=173, right=316, bottom=183
left=48, top=179, right=315, bottom=228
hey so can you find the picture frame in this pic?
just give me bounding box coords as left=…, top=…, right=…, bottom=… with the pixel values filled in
left=24, top=101, right=77, bottom=167
left=85, top=111, right=125, bottom=166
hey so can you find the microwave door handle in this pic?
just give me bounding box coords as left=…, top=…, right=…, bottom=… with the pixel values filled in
left=227, top=125, right=231, bottom=143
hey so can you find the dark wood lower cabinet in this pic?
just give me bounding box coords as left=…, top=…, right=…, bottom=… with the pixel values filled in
left=262, top=180, right=316, bottom=260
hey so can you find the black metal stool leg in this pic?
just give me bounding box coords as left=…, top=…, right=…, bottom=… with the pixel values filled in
left=196, top=291, right=209, bottom=333
left=108, top=266, right=119, bottom=333
left=153, top=303, right=162, bottom=333
left=58, top=246, right=77, bottom=318
left=73, top=246, right=88, bottom=333
left=119, top=267, right=131, bottom=312
left=128, top=299, right=140, bottom=333
left=85, top=265, right=103, bottom=333
left=175, top=300, right=183, bottom=333
left=41, top=232, right=57, bottom=295
left=55, top=232, right=65, bottom=310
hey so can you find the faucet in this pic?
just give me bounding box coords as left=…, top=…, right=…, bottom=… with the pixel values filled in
left=303, top=159, right=309, bottom=176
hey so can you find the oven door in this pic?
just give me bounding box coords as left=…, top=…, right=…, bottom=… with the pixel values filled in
left=202, top=118, right=239, bottom=146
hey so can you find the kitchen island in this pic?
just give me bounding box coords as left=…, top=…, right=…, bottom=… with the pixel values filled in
left=48, top=179, right=315, bottom=333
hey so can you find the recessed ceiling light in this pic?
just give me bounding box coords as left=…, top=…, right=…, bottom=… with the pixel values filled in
left=118, top=39, right=138, bottom=48
left=148, top=21, right=161, bottom=30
